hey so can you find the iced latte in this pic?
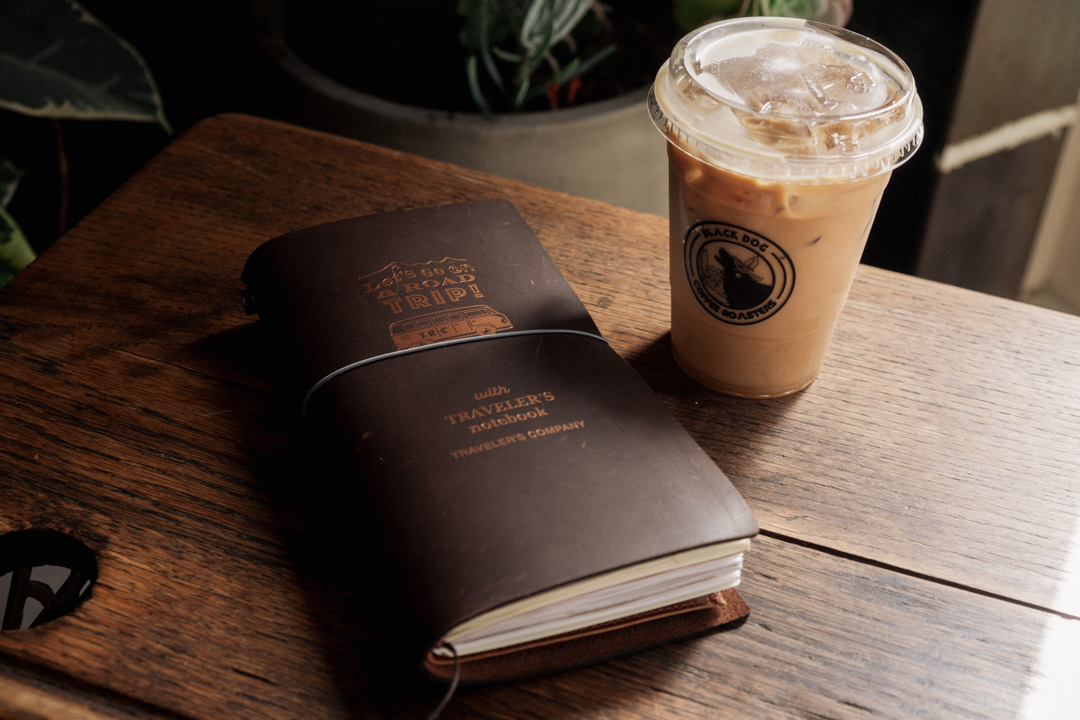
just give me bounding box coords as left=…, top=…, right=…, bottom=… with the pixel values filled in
left=649, top=19, right=923, bottom=397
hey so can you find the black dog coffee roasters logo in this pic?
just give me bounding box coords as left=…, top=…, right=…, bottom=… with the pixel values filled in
left=684, top=221, right=795, bottom=325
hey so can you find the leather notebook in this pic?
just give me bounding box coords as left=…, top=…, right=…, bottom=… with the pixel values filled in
left=241, top=199, right=758, bottom=683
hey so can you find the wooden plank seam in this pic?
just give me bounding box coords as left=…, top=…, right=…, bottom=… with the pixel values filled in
left=759, top=529, right=1080, bottom=622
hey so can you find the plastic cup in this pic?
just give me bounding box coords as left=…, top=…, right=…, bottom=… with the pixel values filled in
left=649, top=18, right=923, bottom=397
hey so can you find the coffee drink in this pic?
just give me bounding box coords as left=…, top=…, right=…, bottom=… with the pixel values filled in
left=650, top=18, right=923, bottom=397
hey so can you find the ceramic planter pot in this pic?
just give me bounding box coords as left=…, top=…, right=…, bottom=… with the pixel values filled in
left=253, top=0, right=670, bottom=216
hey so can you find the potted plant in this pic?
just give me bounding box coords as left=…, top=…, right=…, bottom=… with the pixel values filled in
left=252, top=0, right=849, bottom=216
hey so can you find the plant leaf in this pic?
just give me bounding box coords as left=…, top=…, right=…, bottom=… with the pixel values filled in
left=465, top=55, right=492, bottom=113
left=0, top=0, right=170, bottom=132
left=459, top=0, right=612, bottom=112
left=1, top=159, right=24, bottom=208
left=0, top=207, right=36, bottom=289
left=477, top=0, right=505, bottom=92
left=548, top=0, right=594, bottom=45
left=520, top=0, right=562, bottom=57
left=512, top=78, right=530, bottom=111
left=574, top=43, right=617, bottom=77
left=526, top=56, right=581, bottom=100
left=490, top=47, right=522, bottom=62
left=458, top=0, right=512, bottom=50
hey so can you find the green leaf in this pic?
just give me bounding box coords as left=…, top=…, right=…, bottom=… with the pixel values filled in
left=458, top=0, right=483, bottom=48
left=519, top=0, right=556, bottom=59
left=477, top=2, right=506, bottom=93
left=465, top=55, right=492, bottom=113
left=0, top=207, right=36, bottom=289
left=548, top=0, right=593, bottom=44
left=0, top=0, right=170, bottom=132
left=458, top=0, right=512, bottom=51
left=574, top=43, right=617, bottom=78
left=520, top=0, right=592, bottom=56
left=512, top=78, right=530, bottom=111
left=525, top=56, right=580, bottom=101
left=458, top=0, right=613, bottom=112
left=1, top=159, right=24, bottom=208
left=490, top=46, right=521, bottom=63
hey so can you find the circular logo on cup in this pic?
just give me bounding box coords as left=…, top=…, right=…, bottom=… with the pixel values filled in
left=684, top=222, right=795, bottom=325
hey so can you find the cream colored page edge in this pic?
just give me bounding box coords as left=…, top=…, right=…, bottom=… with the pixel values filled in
left=441, top=538, right=751, bottom=648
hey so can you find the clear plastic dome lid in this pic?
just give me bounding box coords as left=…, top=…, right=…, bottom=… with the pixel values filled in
left=649, top=17, right=924, bottom=182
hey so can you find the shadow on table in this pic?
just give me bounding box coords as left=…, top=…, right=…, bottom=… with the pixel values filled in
left=621, top=331, right=807, bottom=493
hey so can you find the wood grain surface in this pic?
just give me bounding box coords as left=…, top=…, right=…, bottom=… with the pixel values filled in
left=1, top=114, right=1078, bottom=718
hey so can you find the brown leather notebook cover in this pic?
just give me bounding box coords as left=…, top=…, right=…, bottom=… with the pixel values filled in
left=241, top=200, right=758, bottom=683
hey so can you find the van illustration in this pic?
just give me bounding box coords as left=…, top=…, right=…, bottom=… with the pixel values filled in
left=390, top=305, right=514, bottom=349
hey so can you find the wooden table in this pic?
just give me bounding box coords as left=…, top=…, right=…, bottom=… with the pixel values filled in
left=2, top=113, right=1078, bottom=719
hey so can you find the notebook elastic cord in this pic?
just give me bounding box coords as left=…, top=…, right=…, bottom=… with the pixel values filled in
left=301, top=329, right=609, bottom=419
left=425, top=643, right=460, bottom=720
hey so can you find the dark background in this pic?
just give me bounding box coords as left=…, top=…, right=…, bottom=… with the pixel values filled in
left=2, top=0, right=979, bottom=273
left=1, top=1, right=280, bottom=257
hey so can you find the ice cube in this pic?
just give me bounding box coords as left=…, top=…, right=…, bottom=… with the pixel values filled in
left=704, top=41, right=892, bottom=118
